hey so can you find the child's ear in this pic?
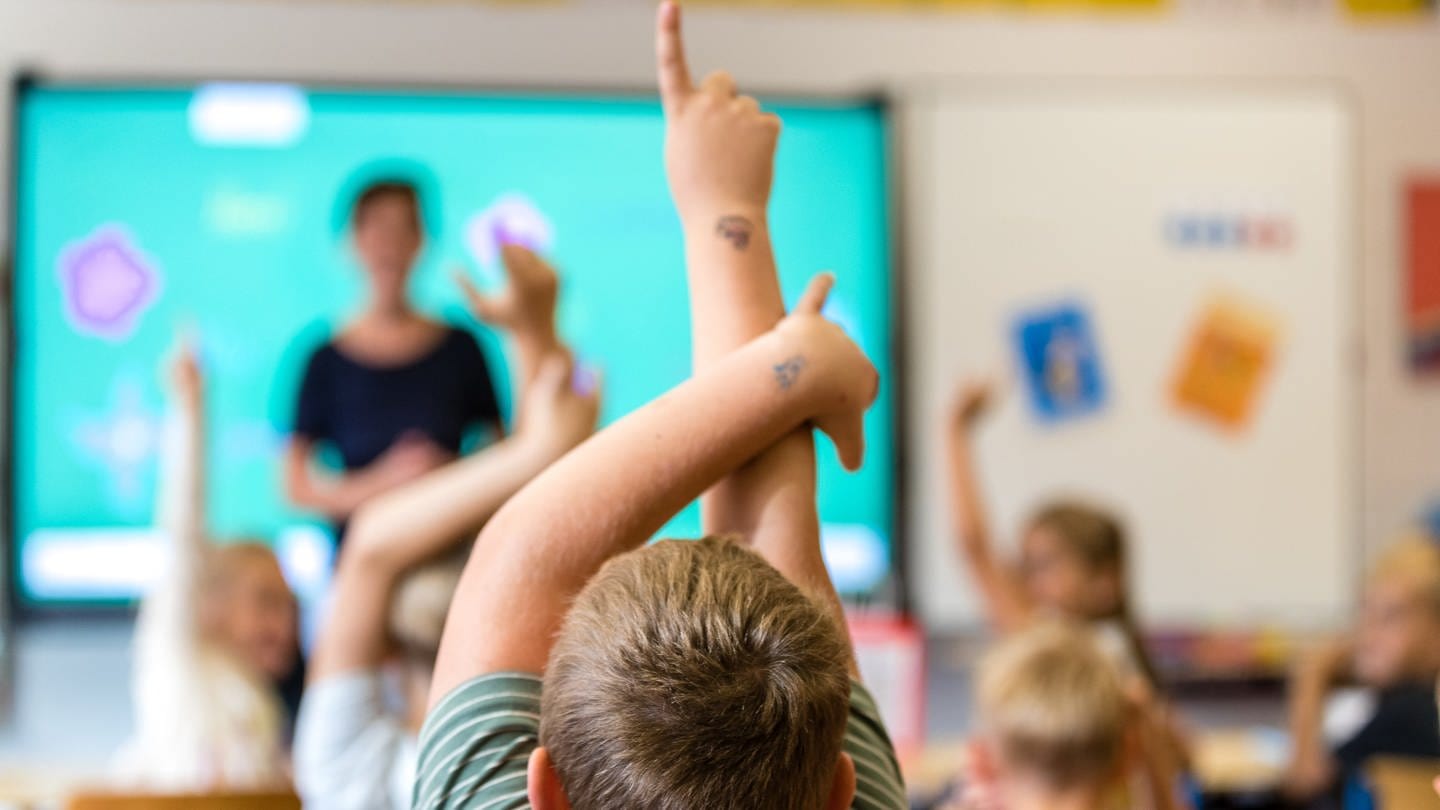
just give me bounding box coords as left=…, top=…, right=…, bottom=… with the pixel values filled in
left=825, top=752, right=857, bottom=810
left=527, top=747, right=572, bottom=810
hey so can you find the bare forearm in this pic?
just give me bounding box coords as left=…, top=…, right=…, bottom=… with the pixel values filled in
left=509, top=327, right=563, bottom=391
left=946, top=422, right=1032, bottom=631
left=159, top=396, right=207, bottom=571
left=314, top=435, right=565, bottom=678
left=732, top=431, right=851, bottom=628
left=431, top=329, right=826, bottom=698
left=946, top=425, right=993, bottom=555
left=346, top=436, right=559, bottom=572
left=1287, top=669, right=1332, bottom=775
left=684, top=209, right=784, bottom=369
left=682, top=209, right=861, bottom=678
left=685, top=209, right=791, bottom=531
left=147, top=387, right=208, bottom=657
left=1139, top=710, right=1191, bottom=810
left=682, top=211, right=853, bottom=659
left=288, top=462, right=390, bottom=520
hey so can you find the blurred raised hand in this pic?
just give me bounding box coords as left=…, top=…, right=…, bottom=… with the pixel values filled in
left=518, top=353, right=602, bottom=457
left=165, top=332, right=204, bottom=413
left=454, top=244, right=559, bottom=341
left=950, top=379, right=998, bottom=431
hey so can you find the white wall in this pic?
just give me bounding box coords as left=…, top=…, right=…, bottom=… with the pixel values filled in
left=1, top=0, right=1440, bottom=766
left=909, top=86, right=1358, bottom=629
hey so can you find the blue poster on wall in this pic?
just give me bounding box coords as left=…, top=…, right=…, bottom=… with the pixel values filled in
left=1012, top=301, right=1108, bottom=424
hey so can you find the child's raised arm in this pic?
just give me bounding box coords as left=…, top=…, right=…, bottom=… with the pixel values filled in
left=1283, top=637, right=1350, bottom=800
left=428, top=293, right=877, bottom=706
left=657, top=1, right=849, bottom=648
left=312, top=250, right=581, bottom=680
left=309, top=355, right=596, bottom=681
left=946, top=381, right=1031, bottom=632
left=454, top=245, right=562, bottom=390
left=138, top=338, right=211, bottom=664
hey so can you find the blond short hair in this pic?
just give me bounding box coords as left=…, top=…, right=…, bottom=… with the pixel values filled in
left=1370, top=533, right=1440, bottom=618
left=388, top=550, right=467, bottom=663
left=977, top=622, right=1128, bottom=791
left=542, top=536, right=852, bottom=810
left=203, top=539, right=284, bottom=597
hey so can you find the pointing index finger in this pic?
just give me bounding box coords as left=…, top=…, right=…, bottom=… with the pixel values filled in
left=796, top=272, right=836, bottom=315
left=656, top=1, right=693, bottom=115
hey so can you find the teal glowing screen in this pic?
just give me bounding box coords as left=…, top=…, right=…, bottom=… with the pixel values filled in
left=13, top=84, right=894, bottom=607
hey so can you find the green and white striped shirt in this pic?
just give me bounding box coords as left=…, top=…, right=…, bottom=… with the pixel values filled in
left=412, top=673, right=907, bottom=809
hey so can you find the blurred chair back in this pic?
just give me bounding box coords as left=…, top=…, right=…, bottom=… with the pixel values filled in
left=1363, top=757, right=1440, bottom=809
left=66, top=792, right=300, bottom=810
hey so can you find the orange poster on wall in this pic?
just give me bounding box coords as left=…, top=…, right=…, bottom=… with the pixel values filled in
left=1406, top=179, right=1440, bottom=375
left=1171, top=294, right=1282, bottom=431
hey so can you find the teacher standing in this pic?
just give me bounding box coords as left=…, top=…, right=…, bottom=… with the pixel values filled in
left=283, top=178, right=505, bottom=533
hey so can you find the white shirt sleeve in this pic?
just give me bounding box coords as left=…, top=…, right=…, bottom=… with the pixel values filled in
left=295, top=670, right=411, bottom=810
left=118, top=407, right=287, bottom=791
left=130, top=407, right=208, bottom=742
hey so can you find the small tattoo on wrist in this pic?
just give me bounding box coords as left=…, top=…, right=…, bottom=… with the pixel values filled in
left=716, top=215, right=755, bottom=251
left=774, top=355, right=807, bottom=391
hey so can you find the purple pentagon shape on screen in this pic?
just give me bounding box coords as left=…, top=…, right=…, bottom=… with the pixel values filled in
left=57, top=227, right=162, bottom=341
left=464, top=194, right=555, bottom=271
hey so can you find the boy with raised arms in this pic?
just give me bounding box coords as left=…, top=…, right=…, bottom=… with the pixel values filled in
left=411, top=4, right=905, bottom=809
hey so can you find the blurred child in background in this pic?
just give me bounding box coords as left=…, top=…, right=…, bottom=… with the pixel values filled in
left=946, top=381, right=1190, bottom=806
left=947, top=381, right=1159, bottom=688
left=1285, top=534, right=1440, bottom=807
left=294, top=247, right=597, bottom=810
left=956, top=622, right=1184, bottom=810
left=112, top=339, right=298, bottom=792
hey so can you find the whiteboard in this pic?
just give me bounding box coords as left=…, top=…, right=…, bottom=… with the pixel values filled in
left=904, top=84, right=1357, bottom=631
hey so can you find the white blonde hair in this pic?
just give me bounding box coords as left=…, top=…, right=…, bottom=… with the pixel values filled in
left=388, top=549, right=467, bottom=663
left=977, top=621, right=1128, bottom=791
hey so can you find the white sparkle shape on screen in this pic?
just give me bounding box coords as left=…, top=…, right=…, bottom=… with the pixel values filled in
left=464, top=194, right=555, bottom=275
left=72, top=378, right=163, bottom=510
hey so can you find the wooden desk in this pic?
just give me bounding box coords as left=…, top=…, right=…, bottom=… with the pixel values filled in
left=1367, top=758, right=1440, bottom=809
left=66, top=792, right=300, bottom=810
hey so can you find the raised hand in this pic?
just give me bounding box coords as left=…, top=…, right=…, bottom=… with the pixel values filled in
left=774, top=273, right=879, bottom=471
left=165, top=332, right=204, bottom=412
left=951, top=379, right=997, bottom=429
left=518, top=353, right=602, bottom=456
left=454, top=244, right=559, bottom=341
left=656, top=0, right=781, bottom=228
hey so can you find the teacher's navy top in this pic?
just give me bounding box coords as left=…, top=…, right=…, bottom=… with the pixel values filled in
left=293, top=325, right=503, bottom=471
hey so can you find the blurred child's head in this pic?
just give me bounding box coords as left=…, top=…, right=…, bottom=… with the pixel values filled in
left=201, top=541, right=298, bottom=682
left=975, top=622, right=1130, bottom=802
left=1021, top=502, right=1128, bottom=620
left=350, top=180, right=424, bottom=306
left=388, top=551, right=466, bottom=678
left=536, top=536, right=855, bottom=810
left=1354, top=534, right=1440, bottom=687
